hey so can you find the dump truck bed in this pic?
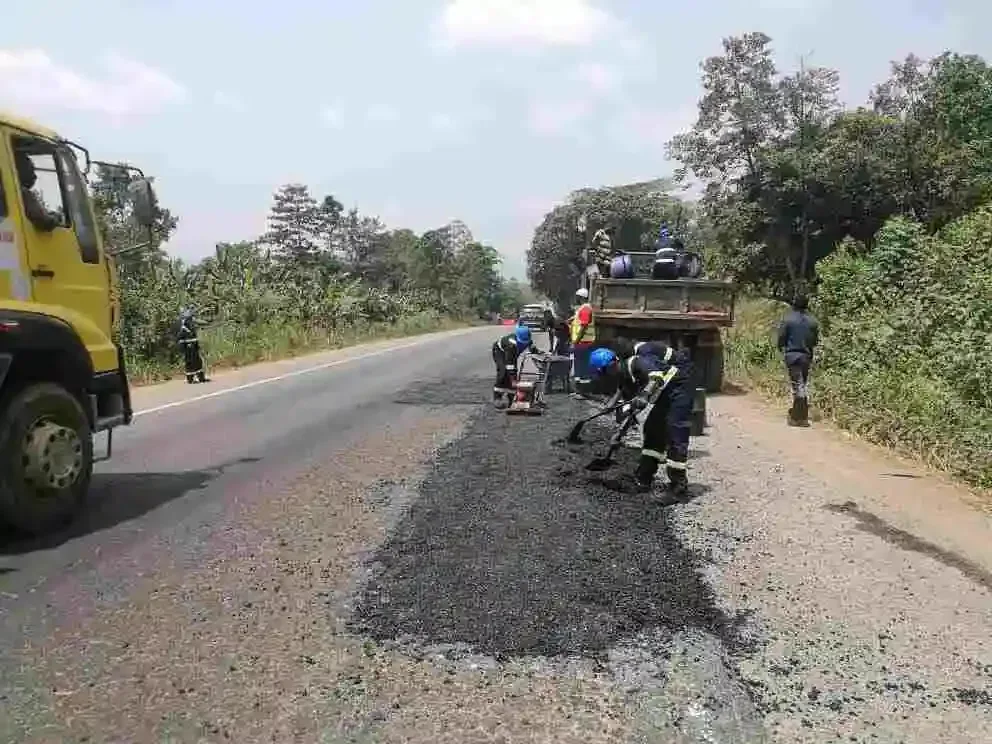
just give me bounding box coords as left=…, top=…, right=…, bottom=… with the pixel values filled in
left=592, top=277, right=736, bottom=330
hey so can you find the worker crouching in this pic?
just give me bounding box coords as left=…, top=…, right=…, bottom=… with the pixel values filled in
left=492, top=325, right=533, bottom=407
left=588, top=344, right=692, bottom=498
left=177, top=309, right=208, bottom=384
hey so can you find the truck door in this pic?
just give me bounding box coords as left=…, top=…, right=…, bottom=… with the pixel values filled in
left=6, top=132, right=112, bottom=354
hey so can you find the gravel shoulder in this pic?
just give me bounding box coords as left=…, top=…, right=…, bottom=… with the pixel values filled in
left=677, top=393, right=992, bottom=743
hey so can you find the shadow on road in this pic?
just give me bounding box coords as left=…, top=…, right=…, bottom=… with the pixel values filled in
left=353, top=397, right=743, bottom=659
left=0, top=457, right=261, bottom=557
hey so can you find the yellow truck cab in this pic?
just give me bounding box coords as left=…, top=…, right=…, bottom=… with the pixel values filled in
left=0, top=111, right=157, bottom=534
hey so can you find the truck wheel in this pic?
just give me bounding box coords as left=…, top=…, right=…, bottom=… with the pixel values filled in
left=702, top=344, right=725, bottom=393
left=0, top=383, right=93, bottom=535
left=694, top=344, right=725, bottom=394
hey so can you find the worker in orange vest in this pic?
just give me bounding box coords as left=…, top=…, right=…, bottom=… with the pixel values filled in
left=569, top=287, right=595, bottom=387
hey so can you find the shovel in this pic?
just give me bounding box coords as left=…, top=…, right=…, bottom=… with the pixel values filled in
left=585, top=409, right=641, bottom=471
left=565, top=400, right=628, bottom=443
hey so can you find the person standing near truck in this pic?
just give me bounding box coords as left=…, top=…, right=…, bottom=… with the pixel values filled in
left=569, top=288, right=595, bottom=387
left=777, top=293, right=819, bottom=426
left=653, top=236, right=685, bottom=280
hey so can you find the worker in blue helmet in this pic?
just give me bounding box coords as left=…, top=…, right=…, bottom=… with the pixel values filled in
left=588, top=342, right=692, bottom=497
left=491, top=324, right=536, bottom=406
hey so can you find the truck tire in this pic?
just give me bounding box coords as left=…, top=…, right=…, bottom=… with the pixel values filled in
left=696, top=344, right=725, bottom=394
left=0, top=383, right=93, bottom=535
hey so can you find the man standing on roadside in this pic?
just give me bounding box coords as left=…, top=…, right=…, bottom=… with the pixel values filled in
left=569, top=287, right=595, bottom=390
left=777, top=293, right=819, bottom=426
left=177, top=308, right=209, bottom=385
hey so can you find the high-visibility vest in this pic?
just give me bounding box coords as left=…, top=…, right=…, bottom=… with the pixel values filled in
left=570, top=303, right=595, bottom=344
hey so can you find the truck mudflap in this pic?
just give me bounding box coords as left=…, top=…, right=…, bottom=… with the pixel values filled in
left=117, top=343, right=133, bottom=425
left=0, top=352, right=11, bottom=389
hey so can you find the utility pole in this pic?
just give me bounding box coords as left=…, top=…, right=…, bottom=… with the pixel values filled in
left=797, top=50, right=814, bottom=293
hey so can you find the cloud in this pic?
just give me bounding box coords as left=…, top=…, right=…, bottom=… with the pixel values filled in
left=0, top=48, right=187, bottom=117
left=607, top=104, right=699, bottom=152
left=428, top=112, right=460, bottom=134
left=212, top=91, right=246, bottom=112
left=574, top=61, right=620, bottom=93
left=366, top=103, right=399, bottom=123
left=433, top=0, right=614, bottom=49
left=528, top=98, right=591, bottom=136
left=320, top=105, right=344, bottom=128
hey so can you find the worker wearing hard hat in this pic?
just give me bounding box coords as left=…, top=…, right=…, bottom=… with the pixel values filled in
left=568, top=287, right=596, bottom=388
left=588, top=343, right=693, bottom=498
left=492, top=324, right=535, bottom=407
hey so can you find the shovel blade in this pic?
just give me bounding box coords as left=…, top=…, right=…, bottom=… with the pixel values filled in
left=585, top=456, right=614, bottom=471
left=566, top=422, right=585, bottom=443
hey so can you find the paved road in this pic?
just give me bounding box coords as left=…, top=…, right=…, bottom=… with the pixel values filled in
left=1, top=326, right=990, bottom=743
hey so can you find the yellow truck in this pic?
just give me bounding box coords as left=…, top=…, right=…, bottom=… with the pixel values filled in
left=0, top=112, right=158, bottom=534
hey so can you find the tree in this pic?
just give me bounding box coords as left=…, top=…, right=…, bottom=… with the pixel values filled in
left=526, top=180, right=691, bottom=305
left=263, top=183, right=320, bottom=267
left=668, top=32, right=782, bottom=187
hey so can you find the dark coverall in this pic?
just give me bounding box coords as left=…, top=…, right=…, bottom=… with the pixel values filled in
left=777, top=309, right=820, bottom=424
left=553, top=318, right=570, bottom=356
left=616, top=348, right=692, bottom=493
left=652, top=238, right=686, bottom=280
left=492, top=334, right=527, bottom=402
left=543, top=309, right=557, bottom=352
left=178, top=314, right=207, bottom=384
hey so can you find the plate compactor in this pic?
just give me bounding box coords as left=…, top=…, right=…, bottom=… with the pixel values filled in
left=505, top=351, right=554, bottom=416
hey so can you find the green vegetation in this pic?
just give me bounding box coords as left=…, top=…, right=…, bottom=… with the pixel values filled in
left=526, top=178, right=699, bottom=307
left=525, top=32, right=992, bottom=488
left=96, top=176, right=529, bottom=383
left=666, top=34, right=992, bottom=488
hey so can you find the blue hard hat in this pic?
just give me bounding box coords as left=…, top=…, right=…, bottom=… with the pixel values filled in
left=514, top=325, right=532, bottom=345
left=589, top=347, right=617, bottom=373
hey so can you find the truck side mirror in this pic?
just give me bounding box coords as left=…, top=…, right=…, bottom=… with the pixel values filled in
left=128, top=178, right=158, bottom=227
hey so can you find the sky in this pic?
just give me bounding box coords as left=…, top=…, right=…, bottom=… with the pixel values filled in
left=1, top=0, right=988, bottom=279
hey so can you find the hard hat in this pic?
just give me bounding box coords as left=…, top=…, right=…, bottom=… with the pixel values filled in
left=514, top=325, right=532, bottom=345
left=575, top=287, right=589, bottom=299
left=588, top=347, right=617, bottom=373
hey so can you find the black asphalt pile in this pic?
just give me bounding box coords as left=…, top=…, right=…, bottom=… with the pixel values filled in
left=352, top=387, right=739, bottom=659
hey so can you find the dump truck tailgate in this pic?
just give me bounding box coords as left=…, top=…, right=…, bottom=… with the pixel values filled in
left=593, top=278, right=736, bottom=329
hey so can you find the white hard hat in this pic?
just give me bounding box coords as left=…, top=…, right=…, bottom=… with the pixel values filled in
left=575, top=287, right=589, bottom=299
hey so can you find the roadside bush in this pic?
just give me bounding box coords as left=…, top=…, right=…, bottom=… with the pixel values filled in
left=723, top=209, right=992, bottom=489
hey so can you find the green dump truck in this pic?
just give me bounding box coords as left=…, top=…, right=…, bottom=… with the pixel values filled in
left=588, top=251, right=736, bottom=393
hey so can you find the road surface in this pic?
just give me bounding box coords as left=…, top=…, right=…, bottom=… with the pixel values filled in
left=0, top=326, right=989, bottom=743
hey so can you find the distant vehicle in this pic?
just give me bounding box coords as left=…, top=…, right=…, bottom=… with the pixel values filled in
left=517, top=303, right=548, bottom=330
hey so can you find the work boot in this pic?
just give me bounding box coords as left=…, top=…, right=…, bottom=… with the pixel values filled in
left=666, top=468, right=690, bottom=500
left=789, top=396, right=809, bottom=426
left=197, top=371, right=208, bottom=383
left=633, top=475, right=653, bottom=493
left=186, top=374, right=195, bottom=384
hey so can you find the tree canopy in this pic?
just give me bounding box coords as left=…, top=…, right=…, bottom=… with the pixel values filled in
left=95, top=173, right=516, bottom=377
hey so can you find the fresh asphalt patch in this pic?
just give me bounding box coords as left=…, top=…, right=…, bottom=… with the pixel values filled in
left=352, top=385, right=746, bottom=660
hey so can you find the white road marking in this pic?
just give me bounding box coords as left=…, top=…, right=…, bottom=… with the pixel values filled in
left=133, top=326, right=485, bottom=418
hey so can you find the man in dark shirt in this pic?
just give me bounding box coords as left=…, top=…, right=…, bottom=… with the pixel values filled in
left=777, top=293, right=820, bottom=426
left=15, top=152, right=62, bottom=233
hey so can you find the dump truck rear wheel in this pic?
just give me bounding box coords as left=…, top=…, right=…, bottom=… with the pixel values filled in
left=0, top=383, right=92, bottom=535
left=696, top=344, right=725, bottom=394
